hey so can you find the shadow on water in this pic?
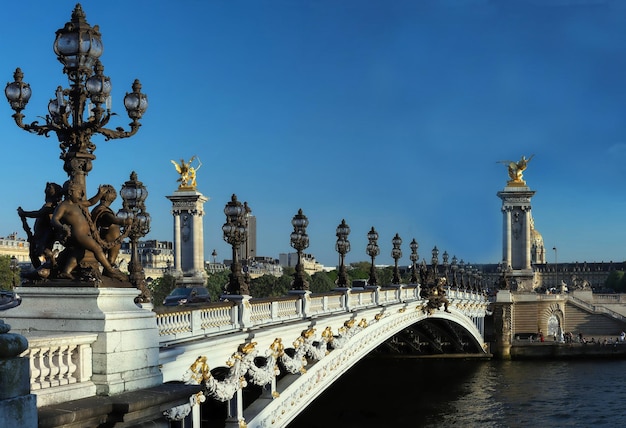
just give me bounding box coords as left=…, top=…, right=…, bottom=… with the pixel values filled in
left=289, top=356, right=626, bottom=427
left=289, top=356, right=491, bottom=427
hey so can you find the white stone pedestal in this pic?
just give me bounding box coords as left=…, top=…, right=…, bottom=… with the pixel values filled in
left=3, top=287, right=163, bottom=396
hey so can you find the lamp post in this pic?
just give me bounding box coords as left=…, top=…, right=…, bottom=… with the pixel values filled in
left=117, top=171, right=151, bottom=300
left=10, top=256, right=18, bottom=288
left=290, top=209, right=309, bottom=291
left=476, top=269, right=483, bottom=293
left=335, top=219, right=351, bottom=288
left=458, top=259, right=466, bottom=289
left=465, top=263, right=473, bottom=290
left=409, top=239, right=419, bottom=284
left=451, top=255, right=458, bottom=289
left=366, top=227, right=380, bottom=286
left=431, top=246, right=439, bottom=284
left=222, top=194, right=248, bottom=295
left=498, top=260, right=512, bottom=290
left=391, top=233, right=402, bottom=285
left=5, top=4, right=147, bottom=201
left=553, top=246, right=558, bottom=289
left=5, top=5, right=148, bottom=285
left=442, top=250, right=449, bottom=284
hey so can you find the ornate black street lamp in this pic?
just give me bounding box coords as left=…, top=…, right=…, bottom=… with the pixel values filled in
left=431, top=246, right=439, bottom=283
left=451, top=255, right=458, bottom=288
left=476, top=268, right=483, bottom=292
left=409, top=238, right=419, bottom=284
left=391, top=233, right=402, bottom=285
left=442, top=251, right=449, bottom=283
left=335, top=219, right=351, bottom=287
left=458, top=259, right=466, bottom=289
left=366, top=227, right=380, bottom=286
left=497, top=260, right=512, bottom=290
left=10, top=256, right=18, bottom=288
left=118, top=172, right=151, bottom=300
left=290, top=209, right=310, bottom=291
left=5, top=4, right=148, bottom=200
left=222, top=194, right=248, bottom=295
left=5, top=5, right=148, bottom=286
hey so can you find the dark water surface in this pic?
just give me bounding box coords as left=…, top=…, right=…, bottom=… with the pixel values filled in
left=289, top=357, right=626, bottom=427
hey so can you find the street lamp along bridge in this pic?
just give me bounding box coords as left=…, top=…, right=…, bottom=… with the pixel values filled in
left=6, top=3, right=150, bottom=287
left=2, top=4, right=166, bottom=423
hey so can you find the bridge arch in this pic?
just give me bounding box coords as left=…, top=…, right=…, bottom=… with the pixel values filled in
left=243, top=305, right=486, bottom=426
left=159, top=288, right=489, bottom=426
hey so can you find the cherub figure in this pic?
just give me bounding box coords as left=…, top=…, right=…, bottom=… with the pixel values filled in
left=91, top=185, right=132, bottom=267
left=51, top=181, right=126, bottom=281
left=17, top=182, right=64, bottom=271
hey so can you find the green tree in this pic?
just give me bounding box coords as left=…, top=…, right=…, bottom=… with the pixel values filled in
left=250, top=274, right=288, bottom=298
left=326, top=269, right=338, bottom=285
left=348, top=262, right=371, bottom=281
left=0, top=256, right=20, bottom=290
left=377, top=266, right=394, bottom=286
left=278, top=267, right=300, bottom=293
left=310, top=271, right=335, bottom=293
left=605, top=270, right=624, bottom=292
left=149, top=274, right=177, bottom=307
left=206, top=270, right=230, bottom=301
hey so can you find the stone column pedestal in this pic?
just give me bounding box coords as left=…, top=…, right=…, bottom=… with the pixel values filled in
left=3, top=287, right=163, bottom=396
left=167, top=190, right=209, bottom=288
left=492, top=290, right=513, bottom=360
left=0, top=320, right=37, bottom=427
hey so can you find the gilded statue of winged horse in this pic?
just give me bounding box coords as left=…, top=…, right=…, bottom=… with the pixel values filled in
left=497, top=154, right=534, bottom=184
left=171, top=156, right=202, bottom=189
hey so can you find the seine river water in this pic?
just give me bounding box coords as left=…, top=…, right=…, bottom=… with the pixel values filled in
left=289, top=356, right=626, bottom=427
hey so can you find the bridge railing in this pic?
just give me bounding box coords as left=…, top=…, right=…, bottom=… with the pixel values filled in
left=20, top=332, right=98, bottom=407
left=156, top=285, right=488, bottom=346
left=308, top=292, right=345, bottom=315
left=156, top=301, right=239, bottom=343
left=249, top=296, right=302, bottom=324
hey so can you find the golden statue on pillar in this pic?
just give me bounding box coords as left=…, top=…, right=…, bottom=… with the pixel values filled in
left=171, top=156, right=202, bottom=190
left=498, top=154, right=534, bottom=186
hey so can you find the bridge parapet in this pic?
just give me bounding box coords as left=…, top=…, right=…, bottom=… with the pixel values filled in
left=156, top=285, right=491, bottom=348
left=156, top=302, right=238, bottom=344
left=20, top=332, right=98, bottom=407
left=249, top=296, right=301, bottom=323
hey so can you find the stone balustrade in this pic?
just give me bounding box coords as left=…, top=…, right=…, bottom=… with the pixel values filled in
left=20, top=332, right=98, bottom=407
left=156, top=286, right=487, bottom=347
left=156, top=302, right=238, bottom=344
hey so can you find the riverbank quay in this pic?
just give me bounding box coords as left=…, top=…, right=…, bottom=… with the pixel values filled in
left=511, top=340, right=626, bottom=360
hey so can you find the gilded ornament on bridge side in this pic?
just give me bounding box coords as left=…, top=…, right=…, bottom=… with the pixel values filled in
left=301, top=328, right=316, bottom=339
left=238, top=341, right=257, bottom=355
left=422, top=277, right=451, bottom=315
left=270, top=338, right=285, bottom=358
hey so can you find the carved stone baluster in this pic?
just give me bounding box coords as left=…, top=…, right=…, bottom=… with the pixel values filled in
left=66, top=343, right=78, bottom=384
left=39, top=346, right=51, bottom=389
left=49, top=345, right=61, bottom=387
left=29, top=348, right=42, bottom=391
left=57, top=344, right=70, bottom=385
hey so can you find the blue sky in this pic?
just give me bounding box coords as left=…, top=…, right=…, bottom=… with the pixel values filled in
left=2, top=0, right=626, bottom=268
